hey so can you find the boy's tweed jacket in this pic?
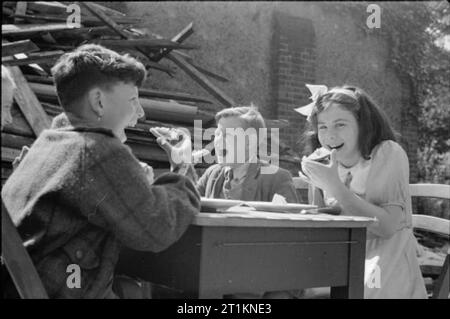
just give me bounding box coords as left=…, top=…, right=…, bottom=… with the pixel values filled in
left=1, top=113, right=200, bottom=298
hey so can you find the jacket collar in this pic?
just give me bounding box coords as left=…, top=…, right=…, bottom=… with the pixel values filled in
left=51, top=112, right=116, bottom=138
left=214, top=161, right=266, bottom=201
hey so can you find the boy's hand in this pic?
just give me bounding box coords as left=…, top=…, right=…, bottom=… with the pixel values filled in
left=140, top=162, right=154, bottom=184
left=12, top=146, right=30, bottom=170
left=150, top=127, right=192, bottom=170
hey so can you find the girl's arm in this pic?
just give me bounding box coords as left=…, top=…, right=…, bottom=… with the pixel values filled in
left=302, top=146, right=404, bottom=239
left=308, top=185, right=326, bottom=207
left=328, top=182, right=403, bottom=238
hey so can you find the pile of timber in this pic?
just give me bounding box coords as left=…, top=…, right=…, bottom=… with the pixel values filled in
left=1, top=1, right=238, bottom=182
left=2, top=1, right=300, bottom=185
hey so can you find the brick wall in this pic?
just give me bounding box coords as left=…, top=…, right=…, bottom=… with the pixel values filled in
left=399, top=74, right=420, bottom=183
left=271, top=12, right=316, bottom=155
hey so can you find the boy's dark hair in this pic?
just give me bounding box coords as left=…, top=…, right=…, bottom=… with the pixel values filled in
left=51, top=44, right=146, bottom=111
left=302, top=85, right=398, bottom=159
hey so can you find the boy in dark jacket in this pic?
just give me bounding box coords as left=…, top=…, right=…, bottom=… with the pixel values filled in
left=1, top=45, right=200, bottom=298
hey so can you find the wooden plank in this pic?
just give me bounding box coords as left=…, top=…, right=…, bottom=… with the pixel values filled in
left=139, top=88, right=214, bottom=105
left=140, top=98, right=198, bottom=122
left=27, top=82, right=57, bottom=98
left=2, top=40, right=40, bottom=57
left=2, top=133, right=34, bottom=150
left=167, top=51, right=235, bottom=108
left=9, top=13, right=68, bottom=23
left=7, top=66, right=51, bottom=136
left=432, top=255, right=449, bottom=299
left=9, top=13, right=141, bottom=26
left=2, top=6, right=15, bottom=16
left=16, top=1, right=68, bottom=15
left=185, top=61, right=230, bottom=83
left=1, top=147, right=21, bottom=162
left=24, top=74, right=54, bottom=84
left=14, top=1, right=28, bottom=24
left=41, top=102, right=63, bottom=117
left=2, top=202, right=49, bottom=298
left=413, top=214, right=450, bottom=237
left=410, top=184, right=450, bottom=199
left=95, top=39, right=197, bottom=50
left=171, top=50, right=230, bottom=83
left=50, top=25, right=126, bottom=38
left=2, top=51, right=64, bottom=67
left=79, top=2, right=172, bottom=75
left=27, top=76, right=213, bottom=106
left=1, top=104, right=35, bottom=137
left=84, top=2, right=127, bottom=18
left=27, top=82, right=209, bottom=124
left=2, top=23, right=79, bottom=37
left=152, top=23, right=194, bottom=62
left=4, top=1, right=139, bottom=23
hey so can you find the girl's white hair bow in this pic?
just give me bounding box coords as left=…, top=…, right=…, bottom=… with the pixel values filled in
left=294, top=84, right=328, bottom=120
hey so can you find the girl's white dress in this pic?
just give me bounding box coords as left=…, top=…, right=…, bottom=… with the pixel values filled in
left=322, top=140, right=427, bottom=299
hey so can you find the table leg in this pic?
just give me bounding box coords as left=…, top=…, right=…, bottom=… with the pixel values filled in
left=330, top=228, right=366, bottom=299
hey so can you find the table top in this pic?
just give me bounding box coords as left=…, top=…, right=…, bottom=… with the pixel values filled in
left=193, top=211, right=376, bottom=228
left=200, top=197, right=317, bottom=214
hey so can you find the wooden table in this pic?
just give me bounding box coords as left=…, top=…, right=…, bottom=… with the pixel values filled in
left=117, top=211, right=374, bottom=299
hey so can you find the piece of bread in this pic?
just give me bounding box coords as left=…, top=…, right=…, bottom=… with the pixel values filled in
left=307, top=147, right=331, bottom=163
left=150, top=127, right=180, bottom=141
left=299, top=147, right=331, bottom=176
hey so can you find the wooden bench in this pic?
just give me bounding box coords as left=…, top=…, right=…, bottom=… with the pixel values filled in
left=410, top=184, right=449, bottom=299
left=1, top=200, right=48, bottom=298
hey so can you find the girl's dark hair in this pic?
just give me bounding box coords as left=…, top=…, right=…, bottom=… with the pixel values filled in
left=302, top=85, right=397, bottom=159
left=51, top=44, right=146, bottom=112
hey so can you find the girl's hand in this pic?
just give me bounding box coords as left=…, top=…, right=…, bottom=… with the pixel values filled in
left=297, top=169, right=312, bottom=185
left=301, top=149, right=341, bottom=194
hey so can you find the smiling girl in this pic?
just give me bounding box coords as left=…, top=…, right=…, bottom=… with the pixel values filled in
left=298, top=85, right=427, bottom=299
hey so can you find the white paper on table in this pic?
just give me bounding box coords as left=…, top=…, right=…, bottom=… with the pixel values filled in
left=272, top=193, right=287, bottom=205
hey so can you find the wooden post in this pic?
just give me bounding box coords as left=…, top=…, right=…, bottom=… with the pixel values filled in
left=7, top=66, right=51, bottom=136
left=167, top=52, right=235, bottom=108
left=151, top=22, right=194, bottom=62
left=2, top=202, right=49, bottom=299
left=2, top=40, right=40, bottom=57
left=78, top=1, right=172, bottom=75
left=14, top=1, right=28, bottom=24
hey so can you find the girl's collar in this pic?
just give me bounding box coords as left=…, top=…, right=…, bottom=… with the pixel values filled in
left=338, top=156, right=371, bottom=172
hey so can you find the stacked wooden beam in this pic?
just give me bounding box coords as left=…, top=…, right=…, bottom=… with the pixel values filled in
left=2, top=1, right=299, bottom=186
left=1, top=1, right=236, bottom=184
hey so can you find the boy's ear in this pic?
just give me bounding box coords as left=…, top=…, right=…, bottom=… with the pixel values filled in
left=87, top=87, right=103, bottom=118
